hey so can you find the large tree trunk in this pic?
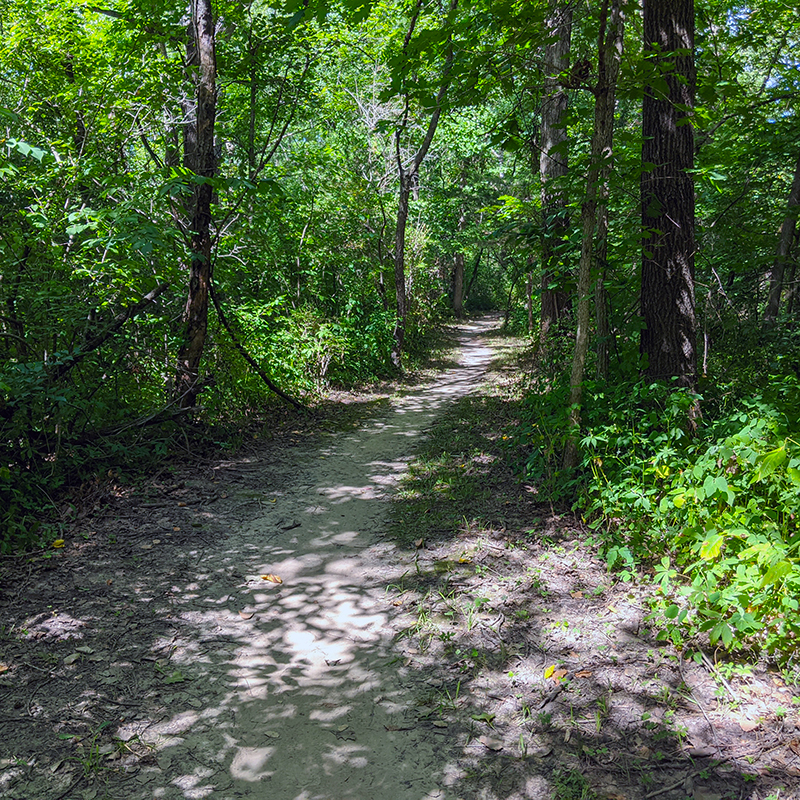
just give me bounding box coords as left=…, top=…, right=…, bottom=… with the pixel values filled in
left=640, top=0, right=697, bottom=388
left=563, top=0, right=624, bottom=469
left=763, top=152, right=800, bottom=328
left=175, top=0, right=217, bottom=407
left=538, top=0, right=573, bottom=344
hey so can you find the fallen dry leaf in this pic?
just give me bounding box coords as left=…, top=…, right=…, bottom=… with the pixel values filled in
left=551, top=669, right=569, bottom=681
left=238, top=610, right=254, bottom=620
left=788, top=739, right=800, bottom=757
left=739, top=718, right=760, bottom=732
left=261, top=574, right=283, bottom=584
left=178, top=502, right=187, bottom=507
left=0, top=664, right=8, bottom=674
left=575, top=670, right=592, bottom=678
left=414, top=538, right=424, bottom=549
left=479, top=736, right=503, bottom=751
left=570, top=591, right=583, bottom=599
left=432, top=720, right=448, bottom=728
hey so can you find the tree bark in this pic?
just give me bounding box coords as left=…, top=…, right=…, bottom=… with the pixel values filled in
left=390, top=0, right=457, bottom=369
left=175, top=0, right=217, bottom=407
left=563, top=0, right=624, bottom=469
left=538, top=0, right=573, bottom=344
left=453, top=252, right=465, bottom=318
left=465, top=248, right=482, bottom=305
left=452, top=203, right=467, bottom=317
left=763, top=152, right=800, bottom=328
left=640, top=0, right=697, bottom=388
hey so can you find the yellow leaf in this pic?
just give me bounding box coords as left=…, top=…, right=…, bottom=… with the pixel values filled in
left=0, top=663, right=9, bottom=674
left=261, top=574, right=283, bottom=584
left=544, top=665, right=555, bottom=679
left=52, top=539, right=65, bottom=549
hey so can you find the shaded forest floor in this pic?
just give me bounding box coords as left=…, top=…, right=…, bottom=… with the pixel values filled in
left=0, top=318, right=798, bottom=800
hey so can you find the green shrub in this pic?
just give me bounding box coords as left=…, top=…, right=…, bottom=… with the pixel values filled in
left=512, top=373, right=800, bottom=657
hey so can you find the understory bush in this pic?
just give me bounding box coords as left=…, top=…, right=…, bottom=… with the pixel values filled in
left=514, top=373, right=800, bottom=658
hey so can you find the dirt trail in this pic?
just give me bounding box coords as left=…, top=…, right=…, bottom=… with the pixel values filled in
left=1, top=319, right=502, bottom=800
left=150, top=318, right=500, bottom=799
left=2, top=318, right=799, bottom=800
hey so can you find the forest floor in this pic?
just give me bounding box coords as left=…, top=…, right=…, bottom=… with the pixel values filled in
left=0, top=317, right=798, bottom=800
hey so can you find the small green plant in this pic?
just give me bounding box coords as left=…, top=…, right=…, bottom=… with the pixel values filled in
left=72, top=721, right=113, bottom=778
left=436, top=680, right=461, bottom=712
left=552, top=767, right=597, bottom=800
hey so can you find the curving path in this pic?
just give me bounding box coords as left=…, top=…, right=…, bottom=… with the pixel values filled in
left=127, top=318, right=501, bottom=799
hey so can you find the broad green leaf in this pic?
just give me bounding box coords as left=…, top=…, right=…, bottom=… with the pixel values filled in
left=700, top=533, right=723, bottom=560
left=754, top=446, right=787, bottom=482
left=761, top=560, right=792, bottom=587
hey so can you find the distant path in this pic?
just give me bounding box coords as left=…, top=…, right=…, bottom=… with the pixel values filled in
left=132, top=317, right=502, bottom=799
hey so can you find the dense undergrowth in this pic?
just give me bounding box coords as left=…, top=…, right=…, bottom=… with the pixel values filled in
left=513, top=333, right=800, bottom=661
left=0, top=305, right=443, bottom=554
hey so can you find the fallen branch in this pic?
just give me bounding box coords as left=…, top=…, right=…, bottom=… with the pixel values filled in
left=208, top=280, right=306, bottom=412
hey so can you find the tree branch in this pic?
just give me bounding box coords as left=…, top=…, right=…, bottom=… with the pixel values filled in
left=208, top=279, right=306, bottom=412
left=49, top=283, right=170, bottom=383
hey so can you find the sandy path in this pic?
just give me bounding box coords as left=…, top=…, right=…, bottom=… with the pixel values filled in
left=126, top=319, right=499, bottom=800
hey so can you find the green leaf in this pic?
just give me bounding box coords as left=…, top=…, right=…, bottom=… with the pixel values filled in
left=761, top=560, right=792, bottom=588
left=664, top=604, right=680, bottom=619
left=700, top=533, right=724, bottom=560
left=754, top=446, right=787, bottom=482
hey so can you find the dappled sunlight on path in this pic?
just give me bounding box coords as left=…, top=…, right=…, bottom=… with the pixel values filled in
left=118, top=319, right=501, bottom=799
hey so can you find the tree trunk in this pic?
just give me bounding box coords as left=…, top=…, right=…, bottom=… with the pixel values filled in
left=452, top=203, right=467, bottom=317
left=640, top=0, right=697, bottom=388
left=538, top=0, right=572, bottom=344
left=594, top=267, right=610, bottom=379
left=763, top=152, right=800, bottom=328
left=526, top=265, right=534, bottom=334
left=390, top=0, right=457, bottom=369
left=563, top=0, right=624, bottom=469
left=453, top=252, right=465, bottom=317
left=175, top=0, right=217, bottom=407
left=464, top=248, right=482, bottom=304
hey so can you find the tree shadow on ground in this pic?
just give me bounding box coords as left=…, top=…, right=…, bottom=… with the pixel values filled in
left=0, top=330, right=796, bottom=800
left=382, top=390, right=799, bottom=800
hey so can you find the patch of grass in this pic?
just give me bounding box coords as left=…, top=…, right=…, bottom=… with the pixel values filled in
left=551, top=767, right=598, bottom=800
left=388, top=393, right=531, bottom=548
